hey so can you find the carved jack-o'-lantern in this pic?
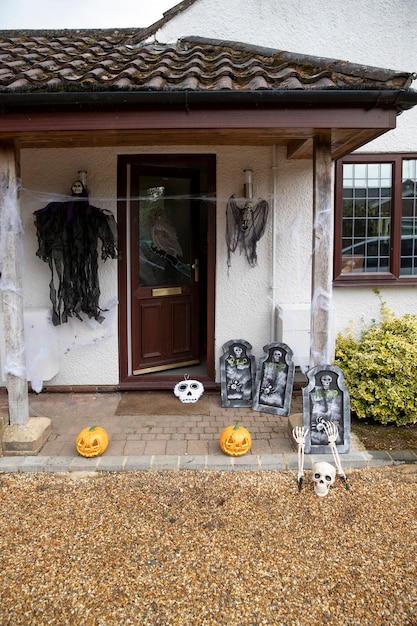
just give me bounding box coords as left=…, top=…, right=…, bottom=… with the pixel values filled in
left=76, top=425, right=109, bottom=457
left=220, top=422, right=252, bottom=457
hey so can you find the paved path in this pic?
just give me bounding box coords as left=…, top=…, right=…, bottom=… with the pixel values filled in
left=1, top=390, right=416, bottom=472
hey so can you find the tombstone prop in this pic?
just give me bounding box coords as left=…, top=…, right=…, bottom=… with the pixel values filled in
left=302, top=364, right=350, bottom=454
left=220, top=339, right=256, bottom=407
left=253, top=342, right=294, bottom=415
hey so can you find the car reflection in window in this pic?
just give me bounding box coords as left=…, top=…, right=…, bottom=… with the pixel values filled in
left=341, top=236, right=417, bottom=275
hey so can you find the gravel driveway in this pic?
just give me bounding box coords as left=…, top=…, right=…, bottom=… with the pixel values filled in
left=1, top=466, right=416, bottom=625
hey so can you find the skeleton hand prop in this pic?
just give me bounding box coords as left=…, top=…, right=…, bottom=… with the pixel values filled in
left=292, top=427, right=308, bottom=492
left=323, top=421, right=349, bottom=490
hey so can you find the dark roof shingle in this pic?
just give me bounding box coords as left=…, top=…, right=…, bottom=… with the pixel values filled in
left=0, top=31, right=414, bottom=95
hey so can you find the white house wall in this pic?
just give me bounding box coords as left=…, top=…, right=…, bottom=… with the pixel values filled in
left=157, top=0, right=417, bottom=340
left=157, top=0, right=416, bottom=72
left=17, top=147, right=120, bottom=388
left=8, top=144, right=312, bottom=387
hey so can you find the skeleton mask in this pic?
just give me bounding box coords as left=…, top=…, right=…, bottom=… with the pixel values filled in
left=233, top=346, right=243, bottom=358
left=320, top=374, right=333, bottom=389
left=312, top=461, right=336, bottom=497
left=71, top=180, right=84, bottom=196
left=272, top=350, right=282, bottom=362
left=174, top=379, right=204, bottom=403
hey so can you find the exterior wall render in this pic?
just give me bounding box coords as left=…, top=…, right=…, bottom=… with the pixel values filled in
left=157, top=0, right=416, bottom=74
left=156, top=0, right=417, bottom=343
left=2, top=144, right=314, bottom=387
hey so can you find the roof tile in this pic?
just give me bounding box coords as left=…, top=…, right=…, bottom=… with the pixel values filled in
left=0, top=30, right=414, bottom=94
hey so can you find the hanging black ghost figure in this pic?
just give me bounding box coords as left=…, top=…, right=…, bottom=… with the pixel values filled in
left=34, top=180, right=118, bottom=326
left=226, top=195, right=269, bottom=268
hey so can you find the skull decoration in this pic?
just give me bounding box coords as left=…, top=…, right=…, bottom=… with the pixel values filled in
left=174, top=379, right=204, bottom=403
left=71, top=180, right=85, bottom=196
left=312, top=461, right=336, bottom=497
left=292, top=423, right=349, bottom=495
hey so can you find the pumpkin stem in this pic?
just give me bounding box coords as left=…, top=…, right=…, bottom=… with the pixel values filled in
left=233, top=421, right=242, bottom=430
left=89, top=425, right=97, bottom=432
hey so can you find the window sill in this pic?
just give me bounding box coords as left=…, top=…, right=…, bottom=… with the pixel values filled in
left=333, top=274, right=417, bottom=287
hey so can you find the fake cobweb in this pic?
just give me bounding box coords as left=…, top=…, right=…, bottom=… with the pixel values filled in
left=0, top=181, right=119, bottom=392
left=0, top=178, right=333, bottom=392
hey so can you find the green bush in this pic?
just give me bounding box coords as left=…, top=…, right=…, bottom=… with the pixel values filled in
left=334, top=294, right=417, bottom=426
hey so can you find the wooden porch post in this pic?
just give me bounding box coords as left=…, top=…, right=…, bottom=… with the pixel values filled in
left=310, top=133, right=333, bottom=367
left=0, top=140, right=29, bottom=425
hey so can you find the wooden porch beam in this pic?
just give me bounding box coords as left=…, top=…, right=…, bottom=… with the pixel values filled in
left=286, top=138, right=312, bottom=159
left=0, top=106, right=396, bottom=133
left=310, top=133, right=333, bottom=367
left=0, top=140, right=29, bottom=425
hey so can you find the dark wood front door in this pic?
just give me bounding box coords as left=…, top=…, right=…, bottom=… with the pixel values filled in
left=131, top=165, right=200, bottom=374
left=118, top=155, right=216, bottom=387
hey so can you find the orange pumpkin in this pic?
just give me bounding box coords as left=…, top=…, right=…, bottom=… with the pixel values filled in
left=220, top=422, right=252, bottom=457
left=76, top=425, right=109, bottom=457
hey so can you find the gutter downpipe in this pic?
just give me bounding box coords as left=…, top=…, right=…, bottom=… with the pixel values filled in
left=270, top=144, right=278, bottom=342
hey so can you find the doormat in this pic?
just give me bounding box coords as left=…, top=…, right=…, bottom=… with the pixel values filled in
left=115, top=391, right=212, bottom=416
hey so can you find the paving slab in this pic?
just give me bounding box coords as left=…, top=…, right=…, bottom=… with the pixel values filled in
left=179, top=455, right=207, bottom=470
left=387, top=450, right=417, bottom=463
left=19, top=456, right=50, bottom=472
left=69, top=457, right=100, bottom=472
left=97, top=456, right=126, bottom=472
left=232, top=455, right=261, bottom=470
left=152, top=455, right=180, bottom=470
left=259, top=454, right=287, bottom=470
left=124, top=455, right=153, bottom=471
left=43, top=457, right=74, bottom=473
left=0, top=457, right=23, bottom=472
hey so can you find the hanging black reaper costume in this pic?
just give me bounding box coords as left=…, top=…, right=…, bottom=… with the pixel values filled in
left=34, top=181, right=118, bottom=326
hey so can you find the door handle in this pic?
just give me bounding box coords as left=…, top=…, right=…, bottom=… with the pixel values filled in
left=192, top=258, right=199, bottom=282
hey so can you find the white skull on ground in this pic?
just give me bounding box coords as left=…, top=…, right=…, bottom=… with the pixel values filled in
left=312, top=461, right=336, bottom=497
left=174, top=379, right=204, bottom=403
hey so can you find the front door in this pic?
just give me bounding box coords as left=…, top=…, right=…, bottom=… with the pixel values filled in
left=118, top=155, right=216, bottom=387
left=131, top=165, right=200, bottom=374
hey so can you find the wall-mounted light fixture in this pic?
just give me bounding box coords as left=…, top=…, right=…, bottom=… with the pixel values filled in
left=77, top=170, right=87, bottom=189
left=244, top=169, right=253, bottom=199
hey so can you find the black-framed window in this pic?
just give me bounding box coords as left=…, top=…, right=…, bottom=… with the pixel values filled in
left=334, top=154, right=417, bottom=284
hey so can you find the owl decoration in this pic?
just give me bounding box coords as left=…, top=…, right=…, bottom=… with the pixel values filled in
left=149, top=208, right=183, bottom=259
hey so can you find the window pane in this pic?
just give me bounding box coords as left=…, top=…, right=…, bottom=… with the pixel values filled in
left=355, top=219, right=366, bottom=238
left=343, top=164, right=354, bottom=180
left=380, top=164, right=392, bottom=182
left=341, top=163, right=392, bottom=274
left=401, top=159, right=417, bottom=275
